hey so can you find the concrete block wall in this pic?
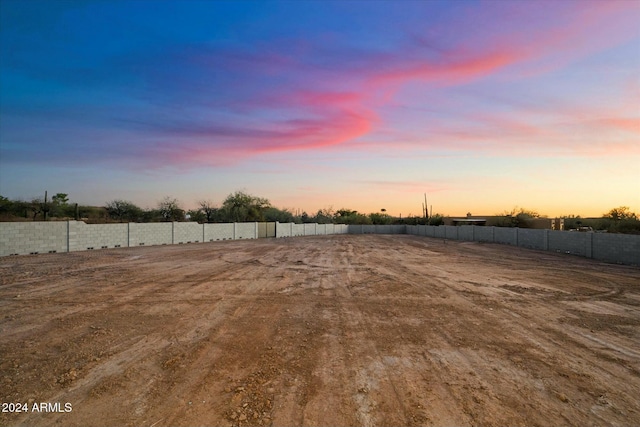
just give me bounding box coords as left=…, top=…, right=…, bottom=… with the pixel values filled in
left=0, top=221, right=68, bottom=256
left=235, top=222, right=258, bottom=239
left=69, top=222, right=128, bottom=251
left=359, top=224, right=407, bottom=234
left=376, top=225, right=389, bottom=234
left=205, top=223, right=234, bottom=241
left=275, top=222, right=292, bottom=237
left=129, top=222, right=172, bottom=246
left=474, top=226, right=494, bottom=242
left=350, top=225, right=364, bottom=234
left=2, top=221, right=638, bottom=266
left=303, top=223, right=317, bottom=236
left=593, top=233, right=640, bottom=265
left=548, top=230, right=588, bottom=257
left=292, top=224, right=305, bottom=237
left=457, top=225, right=474, bottom=241
left=444, top=225, right=458, bottom=240
left=274, top=222, right=349, bottom=238
left=517, top=228, right=546, bottom=250
left=494, top=227, right=517, bottom=245
left=369, top=224, right=638, bottom=266
left=430, top=226, right=637, bottom=265
left=361, top=225, right=376, bottom=234
left=173, top=222, right=203, bottom=244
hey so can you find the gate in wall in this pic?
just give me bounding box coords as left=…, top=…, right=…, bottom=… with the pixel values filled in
left=258, top=222, right=276, bottom=238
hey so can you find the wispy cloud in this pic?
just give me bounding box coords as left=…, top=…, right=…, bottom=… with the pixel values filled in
left=1, top=0, right=638, bottom=170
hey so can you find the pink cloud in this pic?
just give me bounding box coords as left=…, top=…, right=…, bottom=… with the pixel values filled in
left=290, top=90, right=364, bottom=107
left=370, top=49, right=524, bottom=89
left=253, top=109, right=376, bottom=153
left=599, top=118, right=640, bottom=135
left=142, top=105, right=377, bottom=168
left=362, top=0, right=639, bottom=91
left=136, top=0, right=639, bottom=168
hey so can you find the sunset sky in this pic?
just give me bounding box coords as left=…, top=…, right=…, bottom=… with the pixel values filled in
left=1, top=0, right=638, bottom=218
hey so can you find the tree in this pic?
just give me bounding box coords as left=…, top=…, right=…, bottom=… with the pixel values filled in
left=428, top=214, right=444, bottom=226
left=51, top=193, right=69, bottom=205
left=263, top=207, right=295, bottom=223
left=369, top=212, right=392, bottom=224
left=313, top=207, right=335, bottom=224
left=105, top=200, right=143, bottom=222
left=197, top=200, right=218, bottom=223
left=605, top=206, right=637, bottom=221
left=495, top=207, right=540, bottom=227
left=28, top=197, right=47, bottom=221
left=336, top=208, right=357, bottom=218
left=0, top=195, right=11, bottom=216
left=50, top=193, right=72, bottom=218
left=8, top=199, right=31, bottom=219
left=603, top=206, right=640, bottom=234
left=186, top=209, right=206, bottom=223
left=158, top=197, right=184, bottom=222
left=221, top=191, right=270, bottom=222
left=334, top=209, right=371, bottom=225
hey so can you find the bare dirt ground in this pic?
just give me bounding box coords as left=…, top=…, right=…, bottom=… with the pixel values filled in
left=1, top=234, right=639, bottom=427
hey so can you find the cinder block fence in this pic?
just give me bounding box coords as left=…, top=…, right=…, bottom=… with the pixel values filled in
left=0, top=221, right=347, bottom=257
left=406, top=225, right=639, bottom=266
left=0, top=221, right=262, bottom=256
left=1, top=221, right=638, bottom=266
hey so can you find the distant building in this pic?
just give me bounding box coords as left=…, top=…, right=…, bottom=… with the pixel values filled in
left=444, top=213, right=564, bottom=230
left=528, top=218, right=564, bottom=230
left=448, top=213, right=487, bottom=226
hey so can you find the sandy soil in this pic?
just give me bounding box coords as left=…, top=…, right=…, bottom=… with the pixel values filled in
left=1, top=234, right=639, bottom=427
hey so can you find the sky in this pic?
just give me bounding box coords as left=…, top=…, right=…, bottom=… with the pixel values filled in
left=1, top=0, right=639, bottom=218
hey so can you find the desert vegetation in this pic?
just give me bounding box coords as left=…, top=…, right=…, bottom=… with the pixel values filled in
left=1, top=192, right=638, bottom=233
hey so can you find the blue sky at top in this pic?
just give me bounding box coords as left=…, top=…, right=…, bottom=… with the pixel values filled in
left=1, top=0, right=638, bottom=217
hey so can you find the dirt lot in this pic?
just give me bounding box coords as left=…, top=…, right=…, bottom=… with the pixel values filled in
left=1, top=234, right=639, bottom=426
